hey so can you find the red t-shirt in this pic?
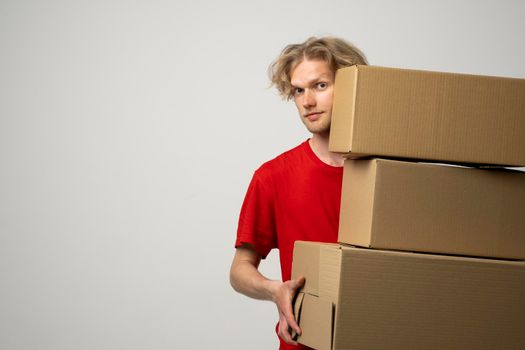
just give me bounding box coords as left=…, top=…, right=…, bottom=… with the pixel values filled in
left=235, top=139, right=343, bottom=350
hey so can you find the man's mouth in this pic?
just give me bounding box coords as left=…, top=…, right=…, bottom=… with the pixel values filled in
left=305, top=112, right=323, bottom=120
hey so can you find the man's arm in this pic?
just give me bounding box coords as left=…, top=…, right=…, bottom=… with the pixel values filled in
left=229, top=244, right=305, bottom=345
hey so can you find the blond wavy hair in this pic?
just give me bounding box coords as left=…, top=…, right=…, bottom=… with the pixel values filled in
left=268, top=37, right=368, bottom=100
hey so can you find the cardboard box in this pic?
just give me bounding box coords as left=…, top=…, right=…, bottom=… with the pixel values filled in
left=329, top=65, right=525, bottom=166
left=292, top=241, right=525, bottom=350
left=339, top=158, right=525, bottom=259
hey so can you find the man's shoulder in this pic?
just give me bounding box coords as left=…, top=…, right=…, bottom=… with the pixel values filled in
left=255, top=140, right=309, bottom=176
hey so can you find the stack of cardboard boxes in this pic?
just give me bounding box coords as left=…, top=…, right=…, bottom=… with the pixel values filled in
left=291, top=66, right=525, bottom=350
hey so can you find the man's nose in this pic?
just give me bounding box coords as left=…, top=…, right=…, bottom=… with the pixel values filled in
left=302, top=89, right=316, bottom=108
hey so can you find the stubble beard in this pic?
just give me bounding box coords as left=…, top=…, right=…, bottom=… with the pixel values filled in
left=301, top=114, right=331, bottom=136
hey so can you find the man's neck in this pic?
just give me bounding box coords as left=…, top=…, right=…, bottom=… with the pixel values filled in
left=309, top=133, right=345, bottom=167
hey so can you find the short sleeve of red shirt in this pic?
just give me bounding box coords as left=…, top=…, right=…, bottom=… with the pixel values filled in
left=235, top=165, right=278, bottom=259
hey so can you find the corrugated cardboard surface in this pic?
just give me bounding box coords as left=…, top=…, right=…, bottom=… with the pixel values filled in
left=339, top=158, right=525, bottom=259
left=292, top=241, right=525, bottom=350
left=329, top=65, right=525, bottom=166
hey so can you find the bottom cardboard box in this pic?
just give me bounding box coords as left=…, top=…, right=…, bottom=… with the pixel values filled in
left=292, top=241, right=525, bottom=350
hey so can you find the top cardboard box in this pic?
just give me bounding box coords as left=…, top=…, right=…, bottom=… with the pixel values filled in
left=329, top=65, right=525, bottom=166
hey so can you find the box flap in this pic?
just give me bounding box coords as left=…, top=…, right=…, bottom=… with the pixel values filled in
left=295, top=293, right=333, bottom=350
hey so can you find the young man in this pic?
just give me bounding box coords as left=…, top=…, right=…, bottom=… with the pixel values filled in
left=230, top=37, right=368, bottom=350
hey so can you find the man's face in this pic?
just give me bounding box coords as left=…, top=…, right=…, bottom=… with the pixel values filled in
left=290, top=59, right=335, bottom=135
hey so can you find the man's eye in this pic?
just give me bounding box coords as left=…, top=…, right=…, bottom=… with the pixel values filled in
left=294, top=88, right=304, bottom=95
left=317, top=82, right=328, bottom=89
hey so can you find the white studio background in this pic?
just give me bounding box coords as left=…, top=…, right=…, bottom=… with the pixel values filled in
left=1, top=0, right=524, bottom=349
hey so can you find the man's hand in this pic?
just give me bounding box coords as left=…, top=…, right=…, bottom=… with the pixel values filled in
left=271, top=276, right=305, bottom=345
left=230, top=245, right=305, bottom=345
